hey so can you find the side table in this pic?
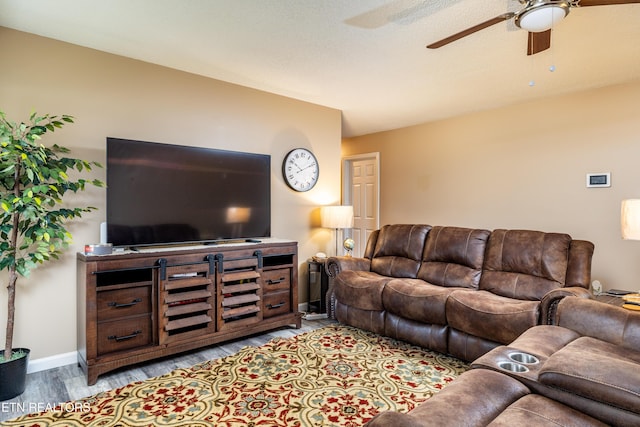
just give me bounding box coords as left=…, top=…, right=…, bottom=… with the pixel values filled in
left=307, top=259, right=329, bottom=314
left=594, top=294, right=624, bottom=307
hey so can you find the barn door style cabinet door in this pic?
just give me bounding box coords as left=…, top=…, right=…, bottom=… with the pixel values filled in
left=77, top=240, right=300, bottom=385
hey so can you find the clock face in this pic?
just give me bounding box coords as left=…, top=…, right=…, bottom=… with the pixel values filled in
left=282, top=148, right=319, bottom=192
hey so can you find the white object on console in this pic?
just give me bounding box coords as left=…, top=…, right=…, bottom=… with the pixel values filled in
left=100, top=222, right=108, bottom=244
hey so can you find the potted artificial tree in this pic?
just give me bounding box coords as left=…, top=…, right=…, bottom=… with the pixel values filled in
left=0, top=111, right=103, bottom=400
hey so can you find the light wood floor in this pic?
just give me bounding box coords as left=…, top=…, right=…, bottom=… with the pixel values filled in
left=0, top=318, right=336, bottom=422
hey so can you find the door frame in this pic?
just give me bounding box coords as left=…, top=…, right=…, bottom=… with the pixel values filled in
left=342, top=152, right=381, bottom=254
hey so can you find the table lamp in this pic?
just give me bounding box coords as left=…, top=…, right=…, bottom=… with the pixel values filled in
left=321, top=205, right=354, bottom=256
left=622, top=199, right=640, bottom=240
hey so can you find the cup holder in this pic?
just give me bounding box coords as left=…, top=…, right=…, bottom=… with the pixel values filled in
left=498, top=361, right=529, bottom=373
left=508, top=352, right=539, bottom=365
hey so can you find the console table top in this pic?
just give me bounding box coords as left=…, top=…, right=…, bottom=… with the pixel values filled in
left=78, top=237, right=297, bottom=260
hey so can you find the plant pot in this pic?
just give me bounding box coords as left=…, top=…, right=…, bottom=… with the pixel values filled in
left=0, top=348, right=30, bottom=401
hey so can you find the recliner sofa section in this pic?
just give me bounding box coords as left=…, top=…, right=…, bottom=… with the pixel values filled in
left=366, top=297, right=640, bottom=427
left=326, top=224, right=594, bottom=362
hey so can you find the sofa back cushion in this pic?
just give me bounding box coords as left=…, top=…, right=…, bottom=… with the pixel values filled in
left=480, top=229, right=571, bottom=300
left=556, top=297, right=640, bottom=352
left=417, top=226, right=490, bottom=289
left=370, top=224, right=431, bottom=278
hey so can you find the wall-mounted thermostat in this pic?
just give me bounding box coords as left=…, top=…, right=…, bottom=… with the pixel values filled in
left=586, top=173, right=610, bottom=188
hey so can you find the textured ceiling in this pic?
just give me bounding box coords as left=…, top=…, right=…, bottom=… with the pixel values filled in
left=1, top=0, right=639, bottom=137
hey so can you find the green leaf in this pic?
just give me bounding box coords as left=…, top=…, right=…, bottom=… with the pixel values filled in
left=16, top=263, right=30, bottom=277
left=0, top=110, right=104, bottom=280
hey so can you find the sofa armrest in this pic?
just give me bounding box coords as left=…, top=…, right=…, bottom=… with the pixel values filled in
left=565, top=239, right=595, bottom=288
left=365, top=370, right=530, bottom=427
left=540, top=287, right=592, bottom=325
left=325, top=256, right=371, bottom=278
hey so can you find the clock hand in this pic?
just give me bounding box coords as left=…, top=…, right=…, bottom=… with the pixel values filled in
left=299, top=163, right=317, bottom=171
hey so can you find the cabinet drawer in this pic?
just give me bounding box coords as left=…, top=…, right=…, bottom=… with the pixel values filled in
left=263, top=290, right=290, bottom=318
left=97, top=316, right=152, bottom=355
left=262, top=268, right=290, bottom=292
left=97, top=286, right=152, bottom=321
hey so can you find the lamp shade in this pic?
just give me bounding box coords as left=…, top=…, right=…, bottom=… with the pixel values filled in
left=321, top=205, right=353, bottom=229
left=516, top=2, right=569, bottom=32
left=621, top=199, right=640, bottom=240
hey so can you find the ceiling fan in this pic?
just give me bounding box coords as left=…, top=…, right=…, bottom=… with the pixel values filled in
left=426, top=0, right=640, bottom=55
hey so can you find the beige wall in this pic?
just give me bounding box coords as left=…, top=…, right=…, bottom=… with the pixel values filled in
left=0, top=28, right=342, bottom=360
left=343, top=80, right=640, bottom=294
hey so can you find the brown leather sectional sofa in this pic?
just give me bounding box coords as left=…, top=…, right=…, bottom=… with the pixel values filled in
left=366, top=296, right=640, bottom=426
left=326, top=224, right=595, bottom=361
left=327, top=224, right=640, bottom=425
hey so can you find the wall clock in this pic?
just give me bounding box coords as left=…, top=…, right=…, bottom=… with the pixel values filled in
left=282, top=148, right=319, bottom=192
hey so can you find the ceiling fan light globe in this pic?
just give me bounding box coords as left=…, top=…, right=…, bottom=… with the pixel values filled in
left=516, top=3, right=570, bottom=32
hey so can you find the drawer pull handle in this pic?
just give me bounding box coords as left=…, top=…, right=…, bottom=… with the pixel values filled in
left=108, top=298, right=142, bottom=308
left=267, top=302, right=285, bottom=309
left=108, top=330, right=142, bottom=342
left=267, top=278, right=286, bottom=285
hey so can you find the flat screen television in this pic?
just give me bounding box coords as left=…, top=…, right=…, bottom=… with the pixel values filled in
left=106, top=137, right=271, bottom=248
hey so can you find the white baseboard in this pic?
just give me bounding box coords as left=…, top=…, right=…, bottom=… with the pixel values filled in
left=27, top=351, right=77, bottom=374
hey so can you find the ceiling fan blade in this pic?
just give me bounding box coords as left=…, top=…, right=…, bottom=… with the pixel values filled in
left=578, top=0, right=640, bottom=6
left=527, top=30, right=551, bottom=55
left=427, top=13, right=515, bottom=49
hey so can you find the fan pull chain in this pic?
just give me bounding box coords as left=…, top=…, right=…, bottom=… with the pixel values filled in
left=548, top=36, right=556, bottom=72
left=549, top=7, right=558, bottom=73
left=529, top=36, right=536, bottom=87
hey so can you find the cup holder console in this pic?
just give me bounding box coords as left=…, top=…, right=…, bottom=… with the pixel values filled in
left=498, top=361, right=529, bottom=373
left=495, top=351, right=540, bottom=374
left=508, top=352, right=539, bottom=365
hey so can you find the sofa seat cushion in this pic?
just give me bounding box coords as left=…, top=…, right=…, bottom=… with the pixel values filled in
left=334, top=270, right=393, bottom=311
left=447, top=290, right=540, bottom=344
left=383, top=278, right=458, bottom=325
left=539, top=336, right=640, bottom=414
left=487, top=395, right=608, bottom=427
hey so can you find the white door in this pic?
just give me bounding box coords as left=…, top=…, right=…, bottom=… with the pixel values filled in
left=343, top=153, right=380, bottom=258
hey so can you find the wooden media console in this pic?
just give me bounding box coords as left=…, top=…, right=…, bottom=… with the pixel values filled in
left=77, top=239, right=300, bottom=385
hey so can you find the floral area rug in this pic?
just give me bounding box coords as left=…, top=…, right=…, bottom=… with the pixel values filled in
left=5, top=325, right=468, bottom=426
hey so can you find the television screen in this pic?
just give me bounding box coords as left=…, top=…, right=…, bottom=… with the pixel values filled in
left=106, top=138, right=271, bottom=248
